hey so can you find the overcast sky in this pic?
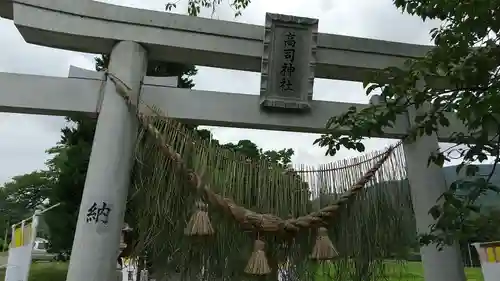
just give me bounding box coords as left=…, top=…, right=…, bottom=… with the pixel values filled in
left=0, top=0, right=457, bottom=185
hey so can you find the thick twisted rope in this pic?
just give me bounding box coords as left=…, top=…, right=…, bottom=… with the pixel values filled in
left=205, top=146, right=394, bottom=233
left=138, top=112, right=397, bottom=234
left=106, top=70, right=398, bottom=234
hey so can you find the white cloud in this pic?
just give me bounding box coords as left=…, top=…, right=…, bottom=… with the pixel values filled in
left=0, top=0, right=450, bottom=185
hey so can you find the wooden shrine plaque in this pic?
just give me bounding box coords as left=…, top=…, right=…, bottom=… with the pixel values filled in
left=259, top=13, right=318, bottom=111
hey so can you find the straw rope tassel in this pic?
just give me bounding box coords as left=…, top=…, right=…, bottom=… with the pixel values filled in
left=244, top=239, right=271, bottom=275
left=310, top=227, right=338, bottom=261
left=184, top=200, right=214, bottom=236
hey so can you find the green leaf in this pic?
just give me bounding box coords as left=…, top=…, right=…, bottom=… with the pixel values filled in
left=465, top=165, right=479, bottom=176
left=365, top=84, right=380, bottom=95
left=466, top=205, right=481, bottom=213
left=424, top=121, right=435, bottom=136
left=314, top=0, right=500, bottom=247
left=432, top=153, right=446, bottom=167
left=429, top=205, right=441, bottom=219
left=438, top=115, right=450, bottom=127
left=165, top=3, right=177, bottom=11
left=355, top=142, right=365, bottom=152
left=449, top=181, right=459, bottom=191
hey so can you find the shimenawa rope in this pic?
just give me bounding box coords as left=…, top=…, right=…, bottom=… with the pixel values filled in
left=103, top=70, right=399, bottom=234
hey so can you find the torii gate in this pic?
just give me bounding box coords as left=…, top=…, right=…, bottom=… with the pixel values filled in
left=0, top=0, right=468, bottom=280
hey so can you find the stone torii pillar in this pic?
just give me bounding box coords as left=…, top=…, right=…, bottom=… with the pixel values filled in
left=370, top=95, right=466, bottom=281
left=403, top=104, right=467, bottom=281
left=66, top=41, right=148, bottom=281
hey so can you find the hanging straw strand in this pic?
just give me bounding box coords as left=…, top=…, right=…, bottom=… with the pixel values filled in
left=136, top=110, right=397, bottom=234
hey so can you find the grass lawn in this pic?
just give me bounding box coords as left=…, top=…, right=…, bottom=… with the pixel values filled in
left=384, top=261, right=483, bottom=281
left=0, top=262, right=68, bottom=281
left=316, top=261, right=484, bottom=281
left=0, top=261, right=484, bottom=281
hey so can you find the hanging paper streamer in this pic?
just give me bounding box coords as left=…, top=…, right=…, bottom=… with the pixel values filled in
left=121, top=257, right=139, bottom=281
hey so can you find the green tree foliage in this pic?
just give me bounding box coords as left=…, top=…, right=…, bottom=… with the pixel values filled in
left=95, top=55, right=197, bottom=89
left=0, top=185, right=12, bottom=251
left=165, top=0, right=251, bottom=17
left=2, top=172, right=52, bottom=212
left=219, top=140, right=294, bottom=166
left=314, top=0, right=500, bottom=247
left=0, top=171, right=52, bottom=248
left=42, top=116, right=96, bottom=253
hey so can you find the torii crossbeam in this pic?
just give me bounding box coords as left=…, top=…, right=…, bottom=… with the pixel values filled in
left=0, top=67, right=467, bottom=139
